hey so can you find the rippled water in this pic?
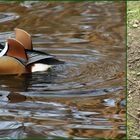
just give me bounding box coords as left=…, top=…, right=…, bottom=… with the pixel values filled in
left=0, top=1, right=126, bottom=139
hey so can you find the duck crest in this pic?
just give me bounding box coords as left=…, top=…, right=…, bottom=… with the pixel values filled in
left=0, top=28, right=64, bottom=75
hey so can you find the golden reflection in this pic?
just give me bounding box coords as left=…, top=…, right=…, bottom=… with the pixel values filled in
left=67, top=128, right=125, bottom=138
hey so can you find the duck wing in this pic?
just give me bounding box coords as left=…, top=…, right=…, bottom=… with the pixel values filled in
left=26, top=50, right=53, bottom=65
left=34, top=57, right=65, bottom=65
left=26, top=50, right=64, bottom=66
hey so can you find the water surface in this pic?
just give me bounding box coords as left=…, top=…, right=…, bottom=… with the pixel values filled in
left=0, top=1, right=126, bottom=139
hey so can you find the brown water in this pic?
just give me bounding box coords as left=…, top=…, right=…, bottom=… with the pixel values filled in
left=0, top=1, right=126, bottom=139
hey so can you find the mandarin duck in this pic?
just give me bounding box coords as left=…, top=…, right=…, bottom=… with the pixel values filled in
left=0, top=28, right=64, bottom=75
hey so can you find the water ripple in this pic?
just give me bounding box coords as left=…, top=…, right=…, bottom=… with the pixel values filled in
left=0, top=2, right=125, bottom=139
left=18, top=86, right=123, bottom=97
left=0, top=12, right=19, bottom=23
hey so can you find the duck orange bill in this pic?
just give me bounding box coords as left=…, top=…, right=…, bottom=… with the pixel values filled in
left=0, top=43, right=8, bottom=57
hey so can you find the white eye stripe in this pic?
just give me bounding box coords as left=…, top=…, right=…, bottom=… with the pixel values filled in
left=0, top=42, right=8, bottom=57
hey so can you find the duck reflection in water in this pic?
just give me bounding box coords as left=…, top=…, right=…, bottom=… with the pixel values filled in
left=0, top=70, right=57, bottom=103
